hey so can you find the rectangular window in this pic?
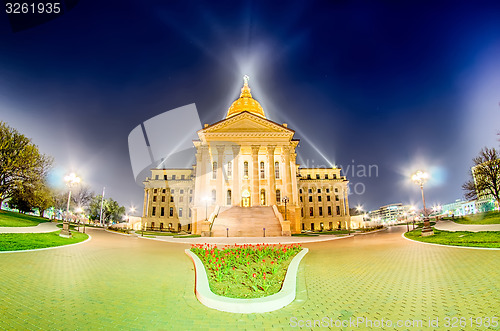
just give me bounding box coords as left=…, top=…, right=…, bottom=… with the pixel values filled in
left=307, top=174, right=311, bottom=179
left=327, top=196, right=331, bottom=201
left=260, top=161, right=265, bottom=179
left=171, top=189, right=175, bottom=194
left=328, top=206, right=332, bottom=216
left=169, top=207, right=173, bottom=216
left=161, top=196, right=165, bottom=202
left=162, top=189, right=166, bottom=193
left=335, top=195, right=339, bottom=201
left=188, top=209, right=192, bottom=217
left=212, top=162, right=217, bottom=180
left=180, top=189, right=184, bottom=194
left=181, top=175, right=185, bottom=180
left=336, top=206, right=341, bottom=215
left=300, top=196, right=303, bottom=202
left=309, top=207, right=314, bottom=216
left=275, top=162, right=280, bottom=179
left=154, top=189, right=157, bottom=194
left=311, top=223, right=315, bottom=231
left=308, top=189, right=312, bottom=193
left=316, top=174, right=320, bottom=179
left=172, top=175, right=176, bottom=180
left=326, top=188, right=330, bottom=193
left=164, top=175, right=167, bottom=180
left=161, top=207, right=165, bottom=216
left=227, top=161, right=232, bottom=178
left=333, top=174, right=337, bottom=179
left=153, top=196, right=157, bottom=202
left=244, top=161, right=249, bottom=177
left=325, top=174, right=328, bottom=179
left=179, top=208, right=183, bottom=217
left=317, top=189, right=321, bottom=193
left=189, top=197, right=192, bottom=203
left=170, top=196, right=174, bottom=203
left=155, top=175, right=159, bottom=180
left=319, top=207, right=323, bottom=216
left=309, top=196, right=312, bottom=202
left=179, top=196, right=183, bottom=202
left=318, top=196, right=322, bottom=202
left=152, top=207, right=156, bottom=216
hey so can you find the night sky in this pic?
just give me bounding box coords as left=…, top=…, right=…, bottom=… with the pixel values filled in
left=1, top=0, right=499, bottom=213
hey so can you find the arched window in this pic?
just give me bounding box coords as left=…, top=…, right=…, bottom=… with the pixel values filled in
left=211, top=189, right=216, bottom=203
left=276, top=189, right=281, bottom=204
left=275, top=161, right=280, bottom=179
left=243, top=161, right=249, bottom=178
left=227, top=190, right=232, bottom=205
left=212, top=161, right=217, bottom=180
left=260, top=161, right=265, bottom=179
left=260, top=189, right=266, bottom=205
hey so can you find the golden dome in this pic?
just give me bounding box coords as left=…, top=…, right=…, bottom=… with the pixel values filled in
left=226, top=75, right=266, bottom=119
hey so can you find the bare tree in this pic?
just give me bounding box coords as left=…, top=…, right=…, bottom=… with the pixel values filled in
left=462, top=147, right=500, bottom=208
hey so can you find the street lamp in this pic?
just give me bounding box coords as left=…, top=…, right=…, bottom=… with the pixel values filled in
left=411, top=170, right=433, bottom=236
left=202, top=197, right=210, bottom=221
left=403, top=212, right=409, bottom=232
left=282, top=196, right=289, bottom=221
left=60, top=173, right=81, bottom=238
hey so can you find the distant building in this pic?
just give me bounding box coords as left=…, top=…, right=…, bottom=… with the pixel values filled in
left=368, top=203, right=412, bottom=224
left=442, top=198, right=495, bottom=217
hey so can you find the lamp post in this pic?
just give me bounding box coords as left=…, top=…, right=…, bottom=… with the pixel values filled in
left=282, top=196, right=289, bottom=221
left=202, top=197, right=210, bottom=221
left=403, top=212, right=409, bottom=232
left=412, top=170, right=433, bottom=236
left=60, top=173, right=81, bottom=238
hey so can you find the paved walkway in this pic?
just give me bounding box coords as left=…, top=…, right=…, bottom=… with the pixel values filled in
left=0, top=226, right=498, bottom=330
left=0, top=222, right=59, bottom=233
left=434, top=220, right=500, bottom=232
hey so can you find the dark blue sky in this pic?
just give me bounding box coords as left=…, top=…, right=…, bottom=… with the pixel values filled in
left=1, top=0, right=499, bottom=212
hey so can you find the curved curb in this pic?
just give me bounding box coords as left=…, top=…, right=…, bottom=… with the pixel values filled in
left=401, top=232, right=500, bottom=251
left=185, top=247, right=309, bottom=313
left=0, top=232, right=92, bottom=254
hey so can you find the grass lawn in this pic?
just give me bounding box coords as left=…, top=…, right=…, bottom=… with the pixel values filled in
left=0, top=210, right=51, bottom=227
left=292, top=233, right=319, bottom=237
left=0, top=230, right=88, bottom=251
left=405, top=227, right=500, bottom=248
left=191, top=243, right=302, bottom=299
left=174, top=234, right=201, bottom=238
left=449, top=211, right=500, bottom=225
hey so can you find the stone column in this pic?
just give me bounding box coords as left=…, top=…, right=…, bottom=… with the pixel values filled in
left=142, top=188, right=148, bottom=217
left=232, top=145, right=241, bottom=206
left=290, top=152, right=298, bottom=205
left=267, top=145, right=276, bottom=205
left=216, top=145, right=225, bottom=205
left=251, top=145, right=260, bottom=206
left=283, top=146, right=292, bottom=200
left=194, top=148, right=203, bottom=206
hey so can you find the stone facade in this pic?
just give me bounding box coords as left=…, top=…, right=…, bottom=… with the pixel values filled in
left=142, top=77, right=350, bottom=234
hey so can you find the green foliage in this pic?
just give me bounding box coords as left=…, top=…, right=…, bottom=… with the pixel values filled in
left=0, top=210, right=50, bottom=227
left=0, top=121, right=53, bottom=208
left=452, top=211, right=500, bottom=225
left=191, top=243, right=302, bottom=298
left=88, top=195, right=125, bottom=223
left=405, top=228, right=500, bottom=248
left=7, top=180, right=54, bottom=216
left=0, top=230, right=88, bottom=251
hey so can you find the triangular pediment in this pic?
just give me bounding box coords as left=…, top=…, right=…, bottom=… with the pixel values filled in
left=202, top=112, right=293, bottom=134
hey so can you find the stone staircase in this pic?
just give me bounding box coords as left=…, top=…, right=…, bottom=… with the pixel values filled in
left=211, top=206, right=282, bottom=237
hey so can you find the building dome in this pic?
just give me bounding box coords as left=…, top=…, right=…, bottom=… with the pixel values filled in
left=226, top=75, right=266, bottom=119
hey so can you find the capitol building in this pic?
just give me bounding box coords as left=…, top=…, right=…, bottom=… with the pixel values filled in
left=141, top=76, right=350, bottom=236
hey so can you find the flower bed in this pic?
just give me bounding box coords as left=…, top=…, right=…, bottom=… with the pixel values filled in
left=190, top=243, right=302, bottom=299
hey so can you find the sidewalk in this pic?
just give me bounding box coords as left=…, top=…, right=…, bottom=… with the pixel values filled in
left=136, top=233, right=354, bottom=245
left=434, top=220, right=500, bottom=232
left=0, top=222, right=59, bottom=233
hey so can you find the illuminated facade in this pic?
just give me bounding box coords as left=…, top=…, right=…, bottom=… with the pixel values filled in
left=142, top=76, right=350, bottom=236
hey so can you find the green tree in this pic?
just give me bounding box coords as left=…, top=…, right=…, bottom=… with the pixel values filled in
left=89, top=195, right=125, bottom=224
left=6, top=180, right=54, bottom=216
left=0, top=121, right=53, bottom=209
left=463, top=147, right=500, bottom=207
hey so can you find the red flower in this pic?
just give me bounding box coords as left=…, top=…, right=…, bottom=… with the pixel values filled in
left=252, top=273, right=256, bottom=278
left=263, top=273, right=266, bottom=280
left=232, top=267, right=235, bottom=270
left=262, top=259, right=265, bottom=263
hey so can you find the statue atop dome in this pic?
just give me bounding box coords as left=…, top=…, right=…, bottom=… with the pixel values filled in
left=226, top=75, right=266, bottom=119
